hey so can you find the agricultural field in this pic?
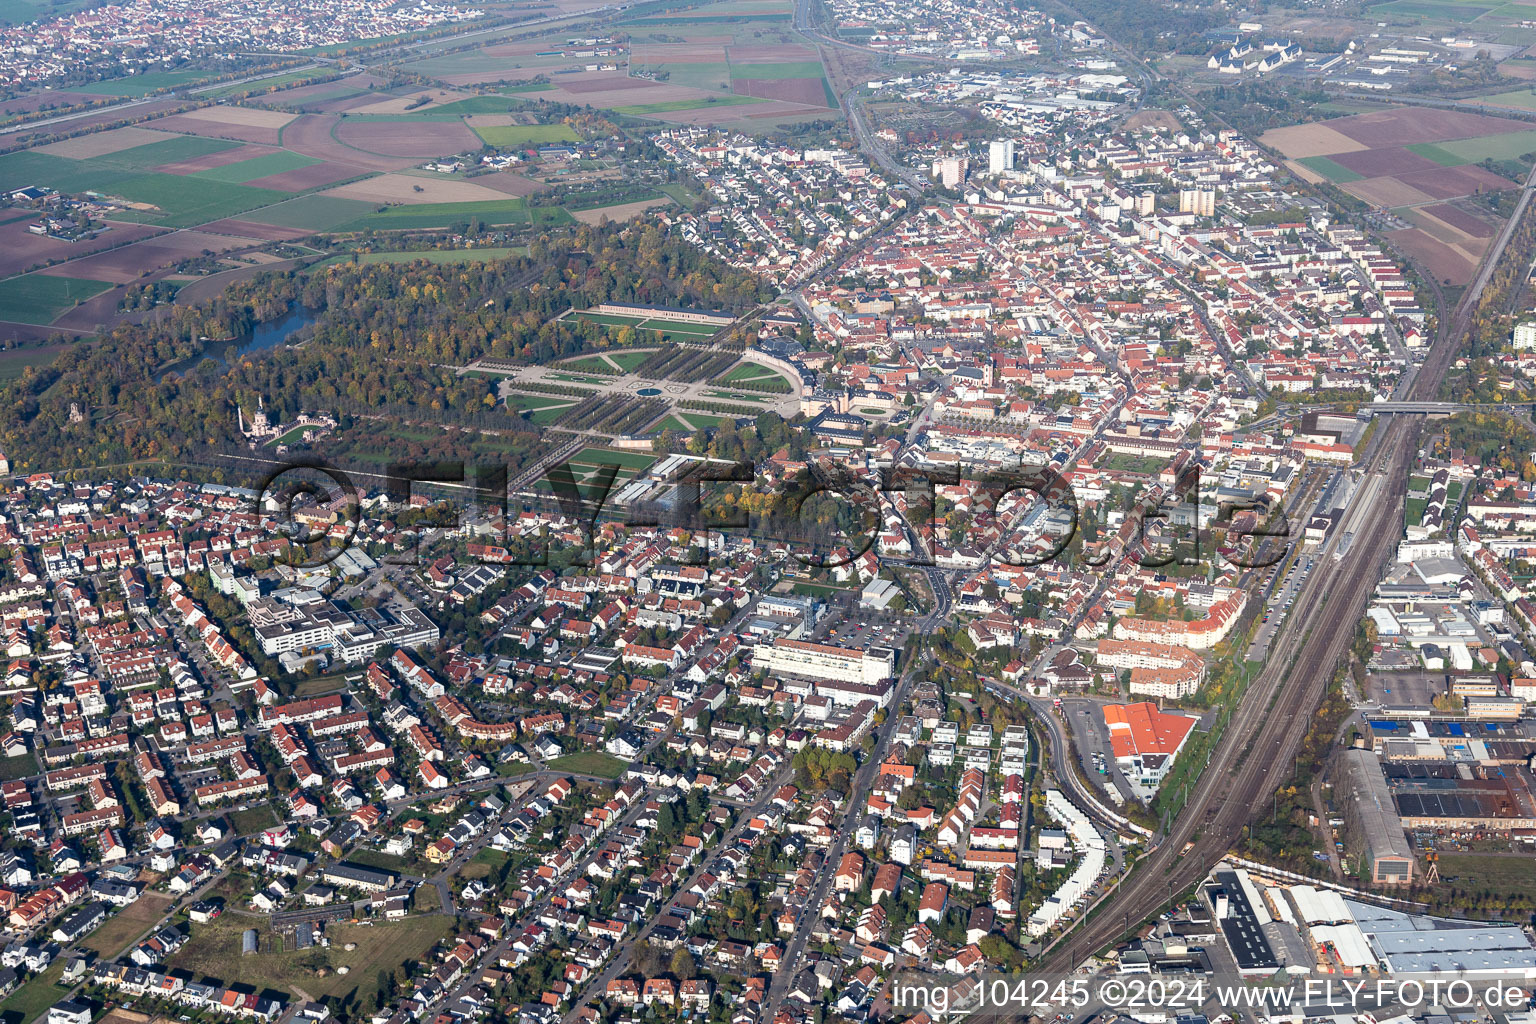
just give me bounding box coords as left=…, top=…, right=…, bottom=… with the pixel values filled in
left=0, top=274, right=113, bottom=324
left=395, top=7, right=835, bottom=125
left=1262, top=106, right=1533, bottom=284
left=0, top=86, right=673, bottom=327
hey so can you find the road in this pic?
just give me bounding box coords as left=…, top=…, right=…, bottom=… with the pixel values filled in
left=761, top=670, right=921, bottom=1019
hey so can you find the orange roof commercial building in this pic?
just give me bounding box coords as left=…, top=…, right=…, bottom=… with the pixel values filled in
left=1102, top=701, right=1197, bottom=793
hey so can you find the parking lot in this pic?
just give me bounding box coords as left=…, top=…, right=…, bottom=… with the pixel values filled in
left=1059, top=697, right=1135, bottom=804
left=1247, top=553, right=1315, bottom=660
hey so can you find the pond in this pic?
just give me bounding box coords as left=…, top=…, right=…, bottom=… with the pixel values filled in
left=157, top=304, right=317, bottom=382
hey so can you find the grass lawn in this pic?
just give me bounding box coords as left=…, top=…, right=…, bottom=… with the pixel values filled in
left=1436, top=853, right=1536, bottom=888
left=0, top=0, right=101, bottom=24
left=506, top=393, right=575, bottom=420
left=316, top=246, right=526, bottom=268
left=170, top=913, right=456, bottom=1005
left=429, top=94, right=547, bottom=116
left=1101, top=452, right=1168, bottom=474
left=228, top=803, right=278, bottom=836
left=75, top=69, right=220, bottom=96
left=1369, top=0, right=1491, bottom=15
left=0, top=275, right=113, bottom=324
left=607, top=350, right=654, bottom=372
left=1298, top=155, right=1365, bottom=183
left=649, top=414, right=693, bottom=434
left=195, top=151, right=323, bottom=185
left=0, top=960, right=68, bottom=1024
left=460, top=847, right=510, bottom=881
left=291, top=671, right=354, bottom=697
left=79, top=892, right=174, bottom=957
left=700, top=389, right=769, bottom=403
left=557, top=355, right=619, bottom=374
left=1406, top=495, right=1428, bottom=527
left=471, top=124, right=579, bottom=147
left=791, top=580, right=858, bottom=596
left=346, top=848, right=412, bottom=873
left=0, top=751, right=35, bottom=779
left=570, top=446, right=656, bottom=470
left=547, top=751, right=629, bottom=778
left=576, top=311, right=649, bottom=328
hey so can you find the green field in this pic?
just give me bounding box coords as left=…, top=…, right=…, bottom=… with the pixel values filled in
left=75, top=69, right=221, bottom=96
left=547, top=751, right=630, bottom=777
left=79, top=892, right=174, bottom=957
left=170, top=914, right=457, bottom=1005
left=0, top=345, right=62, bottom=383
left=1410, top=129, right=1536, bottom=165
left=1298, top=155, right=1365, bottom=183
left=570, top=446, right=657, bottom=470
left=612, top=95, right=766, bottom=115
left=701, top=389, right=770, bottom=403
left=0, top=961, right=67, bottom=1024
left=0, top=0, right=102, bottom=24
left=195, top=150, right=323, bottom=184
left=81, top=134, right=245, bottom=171
left=0, top=275, right=113, bottom=324
left=1369, top=0, right=1491, bottom=15
left=716, top=361, right=790, bottom=389
left=557, top=355, right=620, bottom=374
left=606, top=349, right=655, bottom=372
left=1436, top=853, right=1536, bottom=888
left=335, top=199, right=573, bottom=231
left=1472, top=87, right=1536, bottom=111
left=0, top=134, right=242, bottom=193
left=203, top=68, right=334, bottom=98
left=106, top=174, right=290, bottom=228
left=506, top=392, right=575, bottom=421
left=472, top=124, right=580, bottom=147
left=244, top=193, right=378, bottom=230
left=317, top=246, right=527, bottom=267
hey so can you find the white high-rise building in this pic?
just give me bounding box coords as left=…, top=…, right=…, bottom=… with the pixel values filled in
left=932, top=156, right=967, bottom=188
left=988, top=139, right=1014, bottom=174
